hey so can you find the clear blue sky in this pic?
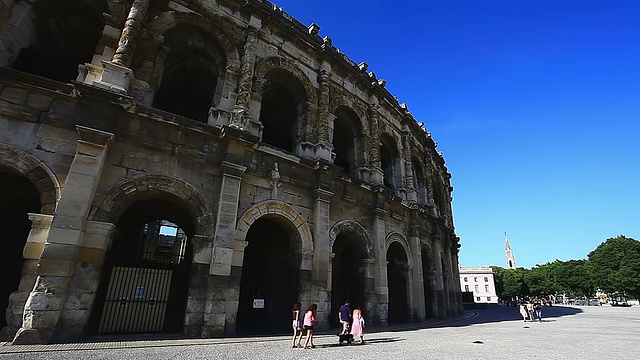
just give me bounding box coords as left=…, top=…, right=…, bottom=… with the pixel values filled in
left=271, top=0, right=640, bottom=268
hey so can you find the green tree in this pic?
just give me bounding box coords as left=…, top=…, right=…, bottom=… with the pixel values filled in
left=526, top=262, right=562, bottom=296
left=554, top=259, right=594, bottom=297
left=588, top=235, right=640, bottom=299
left=492, top=266, right=529, bottom=299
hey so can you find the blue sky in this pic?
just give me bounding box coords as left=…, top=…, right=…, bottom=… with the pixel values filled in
left=271, top=1, right=640, bottom=268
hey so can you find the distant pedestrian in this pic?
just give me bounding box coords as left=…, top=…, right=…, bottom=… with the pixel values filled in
left=533, top=300, right=543, bottom=322
left=519, top=303, right=529, bottom=322
left=526, top=301, right=535, bottom=321
left=303, top=304, right=317, bottom=349
left=350, top=307, right=365, bottom=344
left=339, top=300, right=352, bottom=335
left=291, top=302, right=303, bottom=348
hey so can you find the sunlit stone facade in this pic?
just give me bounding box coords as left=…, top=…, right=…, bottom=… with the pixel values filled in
left=0, top=0, right=462, bottom=344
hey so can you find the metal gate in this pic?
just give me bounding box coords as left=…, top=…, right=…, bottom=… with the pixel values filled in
left=96, top=220, right=190, bottom=334
left=99, top=267, right=172, bottom=333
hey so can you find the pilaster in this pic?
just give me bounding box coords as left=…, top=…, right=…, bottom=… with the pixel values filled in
left=204, top=161, right=246, bottom=337
left=311, top=188, right=333, bottom=328
left=409, top=235, right=426, bottom=321
left=14, top=126, right=113, bottom=344
left=372, top=206, right=388, bottom=325
left=368, top=103, right=383, bottom=184
left=229, top=27, right=259, bottom=132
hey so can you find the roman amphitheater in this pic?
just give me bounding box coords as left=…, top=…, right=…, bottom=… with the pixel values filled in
left=0, top=0, right=462, bottom=344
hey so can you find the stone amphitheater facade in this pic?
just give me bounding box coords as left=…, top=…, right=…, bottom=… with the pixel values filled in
left=0, top=0, right=463, bottom=344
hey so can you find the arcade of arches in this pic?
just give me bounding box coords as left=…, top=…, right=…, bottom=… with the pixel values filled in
left=0, top=0, right=462, bottom=345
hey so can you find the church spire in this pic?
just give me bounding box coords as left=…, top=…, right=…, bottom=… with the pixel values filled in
left=505, top=232, right=517, bottom=269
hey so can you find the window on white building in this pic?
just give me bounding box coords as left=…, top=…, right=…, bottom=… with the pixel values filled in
left=474, top=277, right=478, bottom=282
left=475, top=285, right=479, bottom=293
left=476, top=297, right=481, bottom=302
left=484, top=277, right=488, bottom=282
left=487, top=297, right=491, bottom=302
left=485, top=285, right=489, bottom=292
left=464, top=277, right=468, bottom=282
left=465, top=285, right=469, bottom=292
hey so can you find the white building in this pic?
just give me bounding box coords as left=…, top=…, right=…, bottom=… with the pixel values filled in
left=459, top=267, right=499, bottom=304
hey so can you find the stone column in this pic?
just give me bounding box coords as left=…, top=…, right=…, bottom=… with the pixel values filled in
left=204, top=161, right=246, bottom=337
left=403, top=133, right=416, bottom=202
left=409, top=233, right=425, bottom=321
left=425, top=155, right=438, bottom=217
left=13, top=126, right=113, bottom=344
left=0, top=214, right=52, bottom=340
left=368, top=104, right=383, bottom=184
left=96, top=0, right=150, bottom=93
left=372, top=206, right=388, bottom=325
left=313, top=69, right=333, bottom=161
left=362, top=258, right=376, bottom=321
left=60, top=220, right=116, bottom=341
left=229, top=27, right=258, bottom=131
left=432, top=233, right=446, bottom=319
left=311, top=188, right=332, bottom=329
left=450, top=243, right=463, bottom=314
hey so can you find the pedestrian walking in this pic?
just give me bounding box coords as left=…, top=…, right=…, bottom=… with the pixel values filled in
left=519, top=303, right=529, bottom=322
left=303, top=304, right=317, bottom=349
left=291, top=302, right=303, bottom=348
left=526, top=301, right=535, bottom=321
left=350, top=307, right=365, bottom=344
left=339, top=300, right=352, bottom=335
left=533, top=300, right=543, bottom=322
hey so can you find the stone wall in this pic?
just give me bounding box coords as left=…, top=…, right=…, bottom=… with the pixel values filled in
left=0, top=0, right=463, bottom=344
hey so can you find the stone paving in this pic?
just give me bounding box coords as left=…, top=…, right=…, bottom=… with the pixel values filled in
left=1, top=305, right=639, bottom=359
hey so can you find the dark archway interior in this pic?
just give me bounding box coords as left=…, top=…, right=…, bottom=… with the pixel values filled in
left=387, top=242, right=409, bottom=324
left=380, top=143, right=394, bottom=190
left=412, top=157, right=427, bottom=205
left=154, top=25, right=225, bottom=123
left=237, top=218, right=299, bottom=335
left=12, top=0, right=106, bottom=82
left=433, top=178, right=444, bottom=215
left=259, top=70, right=306, bottom=153
left=0, top=171, right=41, bottom=329
left=333, top=107, right=359, bottom=175
left=89, top=198, right=195, bottom=334
left=380, top=135, right=398, bottom=190
left=330, top=232, right=367, bottom=328
left=421, top=248, right=434, bottom=319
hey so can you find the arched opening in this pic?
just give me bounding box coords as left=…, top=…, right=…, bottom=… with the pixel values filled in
left=89, top=198, right=195, bottom=334
left=330, top=231, right=367, bottom=328
left=432, top=176, right=445, bottom=216
left=237, top=217, right=299, bottom=335
left=412, top=157, right=427, bottom=205
left=386, top=242, right=409, bottom=324
left=332, top=107, right=362, bottom=176
left=153, top=25, right=226, bottom=122
left=0, top=169, right=41, bottom=330
left=11, top=0, right=106, bottom=82
left=380, top=134, right=400, bottom=191
left=421, top=247, right=435, bottom=319
left=259, top=69, right=307, bottom=153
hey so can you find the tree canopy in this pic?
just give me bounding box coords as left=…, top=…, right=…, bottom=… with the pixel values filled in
left=491, top=235, right=638, bottom=300
left=588, top=235, right=640, bottom=299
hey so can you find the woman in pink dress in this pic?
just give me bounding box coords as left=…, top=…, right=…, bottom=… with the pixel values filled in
left=302, top=304, right=317, bottom=349
left=350, top=307, right=365, bottom=344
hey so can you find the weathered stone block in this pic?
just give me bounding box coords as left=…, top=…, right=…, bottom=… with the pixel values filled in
left=26, top=93, right=53, bottom=111
left=39, top=242, right=79, bottom=261
left=0, top=99, right=39, bottom=122
left=1, top=87, right=28, bottom=104
left=36, top=258, right=76, bottom=277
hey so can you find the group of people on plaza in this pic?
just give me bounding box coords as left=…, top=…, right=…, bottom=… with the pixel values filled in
left=519, top=299, right=544, bottom=322
left=291, top=300, right=365, bottom=349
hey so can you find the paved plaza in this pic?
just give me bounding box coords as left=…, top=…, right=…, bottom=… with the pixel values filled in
left=1, top=305, right=638, bottom=359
